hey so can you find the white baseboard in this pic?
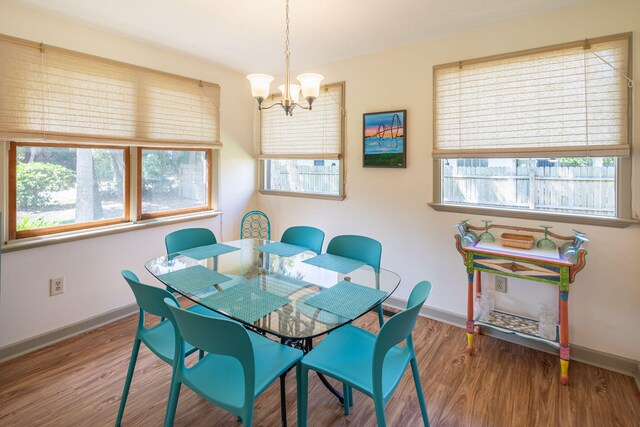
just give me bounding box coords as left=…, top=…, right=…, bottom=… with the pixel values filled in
left=0, top=303, right=138, bottom=363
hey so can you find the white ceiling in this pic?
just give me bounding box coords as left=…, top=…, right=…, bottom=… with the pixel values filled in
left=8, top=0, right=587, bottom=74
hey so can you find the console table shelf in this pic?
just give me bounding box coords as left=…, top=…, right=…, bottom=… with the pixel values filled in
left=475, top=310, right=560, bottom=349
left=454, top=221, right=588, bottom=385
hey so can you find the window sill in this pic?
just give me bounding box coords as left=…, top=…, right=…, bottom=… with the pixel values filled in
left=258, top=189, right=345, bottom=201
left=2, top=210, right=222, bottom=253
left=428, top=203, right=638, bottom=229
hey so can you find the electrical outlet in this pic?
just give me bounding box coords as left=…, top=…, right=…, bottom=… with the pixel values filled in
left=50, top=277, right=64, bottom=296
left=495, top=275, right=507, bottom=293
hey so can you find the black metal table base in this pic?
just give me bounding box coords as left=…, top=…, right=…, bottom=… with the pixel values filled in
left=277, top=337, right=344, bottom=427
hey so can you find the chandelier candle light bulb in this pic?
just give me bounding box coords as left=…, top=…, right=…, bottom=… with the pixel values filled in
left=246, top=0, right=324, bottom=116
left=279, top=84, right=301, bottom=104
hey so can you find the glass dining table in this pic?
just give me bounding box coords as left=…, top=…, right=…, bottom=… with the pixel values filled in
left=144, top=238, right=401, bottom=407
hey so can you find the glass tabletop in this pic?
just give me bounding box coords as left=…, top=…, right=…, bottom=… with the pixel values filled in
left=144, top=238, right=401, bottom=340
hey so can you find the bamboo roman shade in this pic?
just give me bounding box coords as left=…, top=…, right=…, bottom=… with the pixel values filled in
left=0, top=35, right=220, bottom=148
left=433, top=34, right=631, bottom=159
left=260, top=82, right=344, bottom=159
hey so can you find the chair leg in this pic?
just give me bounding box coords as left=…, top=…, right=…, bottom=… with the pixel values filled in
left=115, top=337, right=141, bottom=426
left=241, top=408, right=254, bottom=427
left=198, top=349, right=205, bottom=360
left=296, top=364, right=309, bottom=427
left=163, top=375, right=182, bottom=427
left=377, top=305, right=385, bottom=326
left=373, top=395, right=387, bottom=427
left=342, top=384, right=350, bottom=415
left=410, top=357, right=430, bottom=427
left=280, top=372, right=288, bottom=427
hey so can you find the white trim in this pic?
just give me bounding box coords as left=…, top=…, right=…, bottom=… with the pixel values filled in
left=0, top=303, right=138, bottom=363
left=2, top=210, right=222, bottom=252
left=428, top=202, right=638, bottom=228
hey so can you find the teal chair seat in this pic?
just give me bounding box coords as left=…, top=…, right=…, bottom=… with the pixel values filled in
left=163, top=228, right=223, bottom=319
left=301, top=324, right=410, bottom=398
left=116, top=270, right=227, bottom=426
left=164, top=299, right=304, bottom=426
left=139, top=319, right=198, bottom=363
left=297, top=281, right=432, bottom=427
left=327, top=234, right=385, bottom=326
left=182, top=335, right=302, bottom=411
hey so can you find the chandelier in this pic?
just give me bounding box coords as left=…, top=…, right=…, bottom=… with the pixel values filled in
left=246, top=0, right=324, bottom=116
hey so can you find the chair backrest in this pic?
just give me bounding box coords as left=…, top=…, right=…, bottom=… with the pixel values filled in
left=281, top=226, right=325, bottom=255
left=165, top=228, right=217, bottom=256
left=240, top=210, right=271, bottom=240
left=164, top=298, right=256, bottom=403
left=326, top=235, right=382, bottom=268
left=373, top=281, right=432, bottom=379
left=122, top=270, right=178, bottom=319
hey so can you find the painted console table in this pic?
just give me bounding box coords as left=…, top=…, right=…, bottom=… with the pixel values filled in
left=454, top=221, right=588, bottom=385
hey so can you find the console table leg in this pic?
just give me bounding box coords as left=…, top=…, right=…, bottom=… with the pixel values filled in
left=474, top=271, right=482, bottom=335
left=466, top=273, right=475, bottom=355
left=559, top=290, right=570, bottom=385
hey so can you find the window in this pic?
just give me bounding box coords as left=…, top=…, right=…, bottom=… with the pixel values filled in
left=9, top=143, right=129, bottom=239
left=1, top=35, right=221, bottom=241
left=263, top=159, right=340, bottom=195
left=442, top=157, right=616, bottom=217
left=259, top=82, right=345, bottom=198
left=432, top=34, right=632, bottom=221
left=139, top=148, right=212, bottom=219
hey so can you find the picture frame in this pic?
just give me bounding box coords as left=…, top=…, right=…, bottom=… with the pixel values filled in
left=363, top=110, right=406, bottom=168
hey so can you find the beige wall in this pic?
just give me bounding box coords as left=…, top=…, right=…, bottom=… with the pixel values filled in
left=0, top=2, right=257, bottom=348
left=260, top=0, right=640, bottom=360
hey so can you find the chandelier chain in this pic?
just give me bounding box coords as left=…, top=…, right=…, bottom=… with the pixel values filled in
left=285, top=0, right=290, bottom=57
left=247, top=0, right=323, bottom=115
left=283, top=0, right=291, bottom=101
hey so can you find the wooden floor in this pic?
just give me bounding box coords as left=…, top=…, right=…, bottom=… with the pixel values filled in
left=1, top=309, right=639, bottom=427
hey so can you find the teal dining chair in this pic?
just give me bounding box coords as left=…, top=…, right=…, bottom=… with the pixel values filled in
left=240, top=210, right=271, bottom=240
left=297, top=281, right=432, bottom=427
left=162, top=227, right=219, bottom=317
left=115, top=270, right=226, bottom=426
left=281, top=226, right=325, bottom=255
left=165, top=227, right=217, bottom=257
left=163, top=298, right=303, bottom=427
left=327, top=235, right=385, bottom=325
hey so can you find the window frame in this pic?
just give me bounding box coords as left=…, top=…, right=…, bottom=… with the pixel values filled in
left=430, top=33, right=636, bottom=228
left=258, top=158, right=346, bottom=200
left=136, top=147, right=213, bottom=221
left=8, top=141, right=131, bottom=240
left=258, top=81, right=346, bottom=200
left=430, top=157, right=635, bottom=228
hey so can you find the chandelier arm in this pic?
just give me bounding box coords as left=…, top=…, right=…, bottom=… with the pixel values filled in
left=259, top=102, right=282, bottom=111
left=292, top=102, right=310, bottom=111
